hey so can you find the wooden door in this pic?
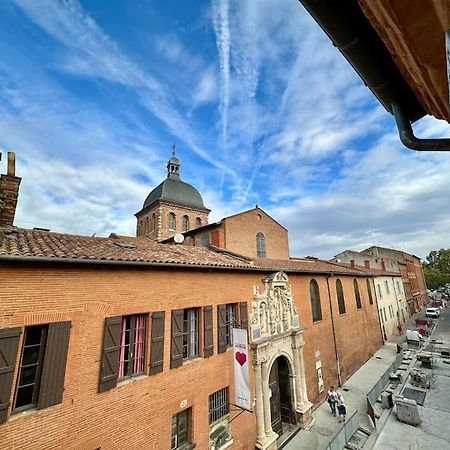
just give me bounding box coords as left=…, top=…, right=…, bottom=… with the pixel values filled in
left=269, top=359, right=283, bottom=435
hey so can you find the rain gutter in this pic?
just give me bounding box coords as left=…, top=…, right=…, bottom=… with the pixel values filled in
left=297, top=0, right=450, bottom=151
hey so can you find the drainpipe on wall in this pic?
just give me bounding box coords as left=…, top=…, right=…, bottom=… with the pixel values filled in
left=325, top=275, right=342, bottom=387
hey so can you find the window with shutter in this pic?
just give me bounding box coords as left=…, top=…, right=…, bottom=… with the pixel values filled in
left=98, top=316, right=121, bottom=393
left=239, top=302, right=248, bottom=330
left=203, top=306, right=213, bottom=358
left=37, top=321, right=71, bottom=410
left=150, top=311, right=165, bottom=375
left=217, top=304, right=227, bottom=354
left=0, top=327, right=21, bottom=423
left=171, top=309, right=184, bottom=369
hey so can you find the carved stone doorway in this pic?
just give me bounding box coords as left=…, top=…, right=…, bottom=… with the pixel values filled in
left=269, top=356, right=294, bottom=437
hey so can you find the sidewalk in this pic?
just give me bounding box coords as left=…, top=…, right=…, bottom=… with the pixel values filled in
left=285, top=311, right=422, bottom=450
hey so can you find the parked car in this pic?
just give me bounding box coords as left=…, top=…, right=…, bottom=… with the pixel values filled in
left=426, top=307, right=440, bottom=318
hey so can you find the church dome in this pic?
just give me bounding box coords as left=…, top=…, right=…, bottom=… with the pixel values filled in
left=142, top=148, right=207, bottom=210
left=143, top=178, right=206, bottom=209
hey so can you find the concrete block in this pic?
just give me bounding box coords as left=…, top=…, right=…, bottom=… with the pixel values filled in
left=395, top=397, right=422, bottom=426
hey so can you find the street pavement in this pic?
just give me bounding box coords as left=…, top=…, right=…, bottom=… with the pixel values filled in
left=369, top=307, right=450, bottom=450
left=284, top=309, right=440, bottom=450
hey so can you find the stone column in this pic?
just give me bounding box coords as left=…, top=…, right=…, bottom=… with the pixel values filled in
left=298, top=344, right=309, bottom=403
left=261, top=360, right=273, bottom=437
left=253, top=361, right=266, bottom=443
left=292, top=340, right=306, bottom=407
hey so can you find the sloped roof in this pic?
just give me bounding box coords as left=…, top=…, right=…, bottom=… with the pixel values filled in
left=0, top=228, right=250, bottom=268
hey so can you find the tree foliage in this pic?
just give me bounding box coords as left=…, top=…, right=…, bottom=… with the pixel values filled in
left=424, top=249, right=450, bottom=290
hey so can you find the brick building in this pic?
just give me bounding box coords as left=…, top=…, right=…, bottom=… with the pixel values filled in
left=163, top=207, right=290, bottom=260
left=135, top=149, right=210, bottom=241
left=0, top=154, right=383, bottom=449
left=333, top=247, right=429, bottom=316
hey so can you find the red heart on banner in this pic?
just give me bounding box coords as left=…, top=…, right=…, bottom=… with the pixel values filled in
left=235, top=352, right=247, bottom=366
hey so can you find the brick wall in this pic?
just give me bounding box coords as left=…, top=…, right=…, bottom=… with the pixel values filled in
left=223, top=209, right=289, bottom=259
left=0, top=264, right=382, bottom=449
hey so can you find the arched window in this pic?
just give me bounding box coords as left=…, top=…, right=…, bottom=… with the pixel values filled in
left=256, top=232, right=266, bottom=257
left=196, top=217, right=202, bottom=228
left=182, top=215, right=190, bottom=232
left=336, top=279, right=346, bottom=314
left=310, top=279, right=322, bottom=322
left=152, top=213, right=156, bottom=231
left=366, top=279, right=373, bottom=305
left=145, top=217, right=149, bottom=235
left=168, top=213, right=176, bottom=230
left=354, top=279, right=362, bottom=309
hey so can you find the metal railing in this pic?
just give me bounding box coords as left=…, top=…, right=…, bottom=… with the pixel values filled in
left=367, top=352, right=404, bottom=407
left=327, top=410, right=359, bottom=450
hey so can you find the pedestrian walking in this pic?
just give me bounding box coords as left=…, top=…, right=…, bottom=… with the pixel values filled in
left=337, top=392, right=346, bottom=422
left=326, top=386, right=338, bottom=417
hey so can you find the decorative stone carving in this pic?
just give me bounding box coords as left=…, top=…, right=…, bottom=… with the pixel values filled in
left=250, top=271, right=300, bottom=343
left=250, top=272, right=314, bottom=449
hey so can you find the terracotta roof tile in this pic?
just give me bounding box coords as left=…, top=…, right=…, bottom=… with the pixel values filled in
left=0, top=228, right=252, bottom=269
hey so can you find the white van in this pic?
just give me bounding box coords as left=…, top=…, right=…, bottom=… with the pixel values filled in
left=426, top=307, right=440, bottom=318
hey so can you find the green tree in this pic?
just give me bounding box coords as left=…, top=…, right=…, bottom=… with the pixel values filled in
left=424, top=249, right=450, bottom=290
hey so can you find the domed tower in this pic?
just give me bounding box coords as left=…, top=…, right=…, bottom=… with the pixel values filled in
left=135, top=146, right=210, bottom=241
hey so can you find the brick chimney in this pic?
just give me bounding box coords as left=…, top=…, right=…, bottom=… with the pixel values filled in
left=364, top=260, right=370, bottom=269
left=381, top=259, right=386, bottom=271
left=0, top=152, right=21, bottom=228
left=350, top=260, right=355, bottom=268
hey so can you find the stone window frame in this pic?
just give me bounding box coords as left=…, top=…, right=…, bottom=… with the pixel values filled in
left=168, top=212, right=176, bottom=231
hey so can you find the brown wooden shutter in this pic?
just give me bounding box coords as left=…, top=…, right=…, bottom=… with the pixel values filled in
left=170, top=309, right=184, bottom=369
left=98, top=316, right=121, bottom=393
left=217, top=304, right=227, bottom=354
left=150, top=311, right=165, bottom=375
left=37, top=321, right=71, bottom=410
left=0, top=327, right=21, bottom=424
left=239, top=301, right=248, bottom=330
left=203, top=306, right=213, bottom=358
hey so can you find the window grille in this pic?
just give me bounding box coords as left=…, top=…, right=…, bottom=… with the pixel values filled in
left=256, top=232, right=266, bottom=257
left=182, top=215, right=189, bottom=232
left=168, top=213, right=176, bottom=230
left=209, top=387, right=229, bottom=424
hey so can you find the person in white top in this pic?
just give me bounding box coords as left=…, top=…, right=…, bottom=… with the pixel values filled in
left=337, top=392, right=347, bottom=422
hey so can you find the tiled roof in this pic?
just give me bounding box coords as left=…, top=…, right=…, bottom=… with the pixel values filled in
left=0, top=228, right=251, bottom=268
left=252, top=258, right=371, bottom=276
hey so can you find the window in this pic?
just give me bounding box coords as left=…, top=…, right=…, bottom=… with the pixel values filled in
left=0, top=322, right=71, bottom=418
left=14, top=325, right=47, bottom=410
left=384, top=280, right=390, bottom=294
left=171, top=409, right=191, bottom=449
left=118, top=314, right=146, bottom=379
left=196, top=217, right=202, bottom=228
left=182, top=215, right=190, bottom=232
left=209, top=387, right=229, bottom=423
left=377, top=284, right=382, bottom=299
left=225, top=303, right=238, bottom=347
left=168, top=212, right=176, bottom=230
left=256, top=232, right=266, bottom=257
left=310, top=279, right=323, bottom=322
left=396, top=280, right=401, bottom=293
left=152, top=213, right=156, bottom=231
left=182, top=309, right=199, bottom=360
left=354, top=279, right=362, bottom=309
left=336, top=279, right=346, bottom=314
left=366, top=280, right=374, bottom=305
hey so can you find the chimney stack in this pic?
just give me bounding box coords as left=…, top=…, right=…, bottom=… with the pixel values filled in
left=364, top=260, right=370, bottom=269
left=0, top=151, right=21, bottom=229
left=381, top=259, right=386, bottom=271
left=350, top=260, right=355, bottom=268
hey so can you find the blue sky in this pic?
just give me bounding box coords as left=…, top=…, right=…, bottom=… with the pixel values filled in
left=1, top=0, right=450, bottom=259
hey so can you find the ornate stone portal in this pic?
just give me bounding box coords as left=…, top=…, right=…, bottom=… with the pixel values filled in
left=250, top=272, right=313, bottom=450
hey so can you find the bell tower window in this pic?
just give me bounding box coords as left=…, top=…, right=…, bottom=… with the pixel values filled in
left=168, top=213, right=176, bottom=231
left=182, top=215, right=190, bottom=232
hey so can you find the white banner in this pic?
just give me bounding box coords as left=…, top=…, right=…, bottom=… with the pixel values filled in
left=232, top=328, right=251, bottom=410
